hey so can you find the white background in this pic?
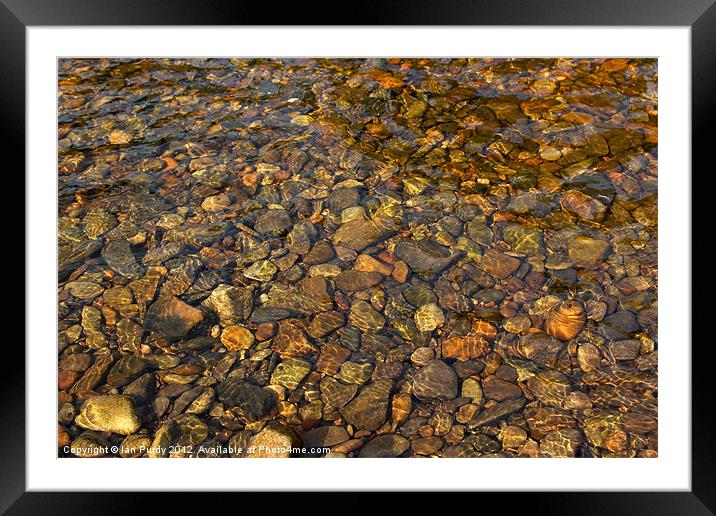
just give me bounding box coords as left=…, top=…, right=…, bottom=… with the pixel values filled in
left=27, top=27, right=690, bottom=491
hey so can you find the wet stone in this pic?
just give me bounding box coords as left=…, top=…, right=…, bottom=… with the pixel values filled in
left=503, top=224, right=545, bottom=256
left=562, top=190, right=608, bottom=222
left=527, top=370, right=572, bottom=407
left=442, top=324, right=491, bottom=361
left=461, top=378, right=483, bottom=405
left=102, top=240, right=146, bottom=279
left=336, top=361, right=374, bottom=385
left=354, top=254, right=393, bottom=276
left=301, top=425, right=350, bottom=450
left=67, top=281, right=105, bottom=300
left=316, top=344, right=351, bottom=376
left=202, top=284, right=253, bottom=325
left=482, top=376, right=523, bottom=401
left=243, top=260, right=277, bottom=282
left=525, top=406, right=577, bottom=439
left=75, top=395, right=141, bottom=435
left=334, top=219, right=385, bottom=251
left=414, top=303, right=445, bottom=332
left=480, top=250, right=521, bottom=279
left=83, top=208, right=117, bottom=239
left=58, top=58, right=658, bottom=459
left=413, top=360, right=458, bottom=402
left=272, top=319, right=319, bottom=357
left=394, top=239, right=461, bottom=277
left=518, top=332, right=565, bottom=366
left=348, top=300, right=385, bottom=333
left=568, top=235, right=611, bottom=269
left=106, top=356, right=146, bottom=387
left=539, top=428, right=584, bottom=457
left=254, top=209, right=293, bottom=237
left=469, top=398, right=526, bottom=429
left=145, top=294, right=204, bottom=339
left=320, top=376, right=359, bottom=412
left=609, top=339, right=642, bottom=360
left=70, top=353, right=113, bottom=393
left=271, top=357, right=312, bottom=390
left=304, top=240, right=336, bottom=265
left=359, top=434, right=410, bottom=458
left=221, top=325, right=255, bottom=351
left=334, top=270, right=383, bottom=292
left=308, top=311, right=345, bottom=338
left=216, top=378, right=275, bottom=422
left=602, top=311, right=640, bottom=340
left=340, top=379, right=392, bottom=432
left=173, top=414, right=209, bottom=447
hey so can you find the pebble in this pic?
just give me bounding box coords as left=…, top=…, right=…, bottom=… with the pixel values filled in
left=75, top=395, right=141, bottom=435
left=340, top=379, right=392, bottom=431
left=144, top=294, right=204, bottom=339
left=414, top=303, right=445, bottom=332
left=359, top=434, right=410, bottom=457
left=249, top=424, right=302, bottom=457
left=221, top=325, right=255, bottom=350
left=568, top=235, right=611, bottom=269
left=413, top=360, right=458, bottom=401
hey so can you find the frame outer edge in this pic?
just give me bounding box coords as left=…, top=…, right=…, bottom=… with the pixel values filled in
left=0, top=0, right=27, bottom=513
left=692, top=2, right=716, bottom=513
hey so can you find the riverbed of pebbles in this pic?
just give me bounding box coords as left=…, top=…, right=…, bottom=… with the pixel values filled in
left=58, top=58, right=657, bottom=458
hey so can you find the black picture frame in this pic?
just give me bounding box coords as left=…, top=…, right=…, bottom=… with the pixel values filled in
left=4, top=0, right=709, bottom=513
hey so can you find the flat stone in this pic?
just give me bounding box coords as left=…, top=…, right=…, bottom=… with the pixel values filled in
left=221, top=325, right=255, bottom=350
left=348, top=300, right=385, bottom=333
left=272, top=319, right=319, bottom=357
left=568, top=235, right=611, bottom=269
left=301, top=425, right=350, bottom=449
left=359, top=434, right=410, bottom=457
left=334, top=219, right=385, bottom=251
left=340, top=379, right=392, bottom=431
left=482, top=376, right=523, bottom=401
left=216, top=378, right=276, bottom=422
left=249, top=424, right=302, bottom=457
left=145, top=294, right=204, bottom=339
left=413, top=360, right=458, bottom=402
left=394, top=239, right=460, bottom=277
left=334, top=270, right=383, bottom=292
left=562, top=190, right=607, bottom=222
left=609, top=339, right=642, bottom=360
left=303, top=240, right=336, bottom=264
left=469, top=398, right=526, bottom=429
left=254, top=209, right=293, bottom=237
left=202, top=284, right=253, bottom=325
left=354, top=254, right=393, bottom=276
left=270, top=357, right=312, bottom=390
left=411, top=436, right=444, bottom=455
left=315, top=344, right=351, bottom=376
left=102, top=239, right=146, bottom=279
left=517, top=331, right=565, bottom=366
left=308, top=311, right=345, bottom=338
left=414, top=303, right=445, bottom=332
left=75, top=395, right=141, bottom=435
left=320, top=376, right=359, bottom=412
left=540, top=428, right=584, bottom=457
left=243, top=260, right=277, bottom=282
left=479, top=250, right=521, bottom=279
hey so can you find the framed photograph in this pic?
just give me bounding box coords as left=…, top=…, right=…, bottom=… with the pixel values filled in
left=7, top=0, right=710, bottom=512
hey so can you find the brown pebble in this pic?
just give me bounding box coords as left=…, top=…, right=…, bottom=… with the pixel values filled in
left=392, top=261, right=409, bottom=283
left=331, top=438, right=365, bottom=454
left=255, top=322, right=277, bottom=341
left=58, top=370, right=79, bottom=390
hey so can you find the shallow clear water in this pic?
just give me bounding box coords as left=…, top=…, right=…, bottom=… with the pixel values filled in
left=58, top=58, right=657, bottom=458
